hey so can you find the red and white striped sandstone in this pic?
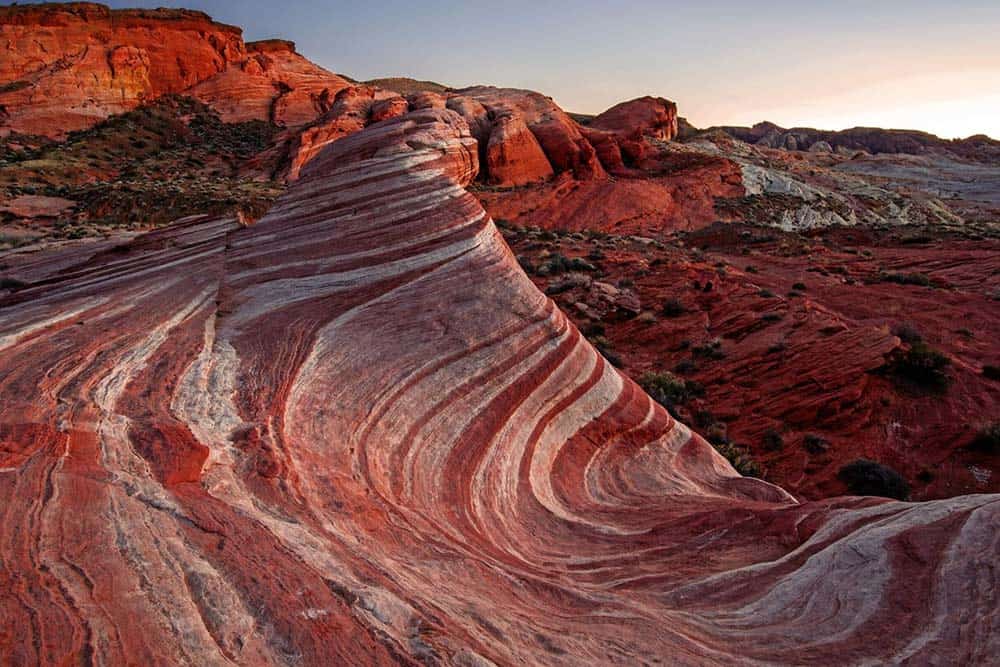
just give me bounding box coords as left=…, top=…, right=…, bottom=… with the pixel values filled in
left=0, top=109, right=996, bottom=665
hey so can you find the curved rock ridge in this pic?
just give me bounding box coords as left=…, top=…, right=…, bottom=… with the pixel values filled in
left=0, top=109, right=997, bottom=665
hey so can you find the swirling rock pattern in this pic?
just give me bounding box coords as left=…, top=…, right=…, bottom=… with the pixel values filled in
left=0, top=109, right=996, bottom=665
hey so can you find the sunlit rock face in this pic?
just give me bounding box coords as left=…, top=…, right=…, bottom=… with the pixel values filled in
left=0, top=3, right=245, bottom=136
left=590, top=95, right=680, bottom=142
left=0, top=4, right=349, bottom=137
left=186, top=39, right=352, bottom=127
left=0, top=109, right=996, bottom=665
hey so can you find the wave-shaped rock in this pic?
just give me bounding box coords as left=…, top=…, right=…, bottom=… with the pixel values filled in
left=0, top=108, right=996, bottom=665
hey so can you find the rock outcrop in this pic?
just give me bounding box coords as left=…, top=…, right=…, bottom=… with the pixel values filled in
left=504, top=222, right=1000, bottom=500
left=186, top=39, right=351, bottom=126
left=0, top=3, right=349, bottom=137
left=590, top=95, right=679, bottom=142
left=1, top=108, right=995, bottom=665
left=0, top=3, right=245, bottom=136
left=277, top=86, right=738, bottom=234
left=448, top=86, right=608, bottom=186
left=282, top=85, right=408, bottom=180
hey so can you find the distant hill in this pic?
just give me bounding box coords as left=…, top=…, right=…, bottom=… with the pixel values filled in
left=709, top=121, right=1000, bottom=162
left=362, top=77, right=450, bottom=96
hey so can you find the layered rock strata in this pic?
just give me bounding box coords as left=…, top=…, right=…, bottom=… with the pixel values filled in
left=0, top=109, right=996, bottom=665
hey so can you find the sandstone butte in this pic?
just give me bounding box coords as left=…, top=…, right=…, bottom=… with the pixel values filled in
left=0, top=3, right=350, bottom=136
left=276, top=85, right=741, bottom=233
left=0, top=2, right=742, bottom=233
left=0, top=108, right=996, bottom=665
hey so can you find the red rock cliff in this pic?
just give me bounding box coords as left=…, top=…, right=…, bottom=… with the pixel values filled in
left=0, top=3, right=349, bottom=137
left=0, top=3, right=245, bottom=135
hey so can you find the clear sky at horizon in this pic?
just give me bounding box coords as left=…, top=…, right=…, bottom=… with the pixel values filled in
left=12, top=0, right=1000, bottom=138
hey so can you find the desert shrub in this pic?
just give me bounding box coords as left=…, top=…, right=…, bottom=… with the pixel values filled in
left=758, top=288, right=775, bottom=298
left=969, top=423, right=1000, bottom=454
left=589, top=336, right=622, bottom=367
left=803, top=433, right=830, bottom=454
left=792, top=281, right=807, bottom=291
left=761, top=312, right=782, bottom=323
left=745, top=265, right=759, bottom=274
left=982, top=365, right=1000, bottom=381
left=674, top=358, right=698, bottom=374
left=515, top=255, right=536, bottom=274
left=661, top=298, right=686, bottom=317
left=692, top=338, right=725, bottom=359
left=880, top=271, right=932, bottom=287
left=639, top=371, right=703, bottom=408
left=762, top=428, right=784, bottom=452
left=713, top=440, right=762, bottom=478
left=838, top=459, right=910, bottom=500
left=693, top=410, right=718, bottom=429
left=888, top=342, right=951, bottom=390
left=891, top=322, right=922, bottom=344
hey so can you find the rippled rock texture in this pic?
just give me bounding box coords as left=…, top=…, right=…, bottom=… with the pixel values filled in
left=0, top=109, right=997, bottom=665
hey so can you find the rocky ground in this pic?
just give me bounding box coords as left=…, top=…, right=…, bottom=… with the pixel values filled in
left=499, top=221, right=1000, bottom=500
left=0, top=97, right=283, bottom=250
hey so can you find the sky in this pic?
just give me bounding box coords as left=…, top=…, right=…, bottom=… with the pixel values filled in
left=17, top=0, right=1000, bottom=138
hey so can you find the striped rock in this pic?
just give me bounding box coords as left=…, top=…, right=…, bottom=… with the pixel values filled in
left=0, top=108, right=996, bottom=665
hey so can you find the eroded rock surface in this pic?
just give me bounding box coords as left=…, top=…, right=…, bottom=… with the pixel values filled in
left=186, top=39, right=351, bottom=127
left=0, top=3, right=245, bottom=136
left=0, top=4, right=348, bottom=137
left=0, top=108, right=996, bottom=665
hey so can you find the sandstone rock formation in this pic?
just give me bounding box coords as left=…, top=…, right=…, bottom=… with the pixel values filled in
left=448, top=86, right=608, bottom=186
left=186, top=40, right=351, bottom=126
left=275, top=86, right=743, bottom=234
left=590, top=95, right=679, bottom=142
left=282, top=85, right=407, bottom=180
left=0, top=3, right=244, bottom=136
left=1, top=108, right=996, bottom=665
left=0, top=4, right=349, bottom=137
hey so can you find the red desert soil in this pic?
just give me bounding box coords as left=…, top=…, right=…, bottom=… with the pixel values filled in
left=501, top=222, right=1000, bottom=500
left=0, top=108, right=997, bottom=666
